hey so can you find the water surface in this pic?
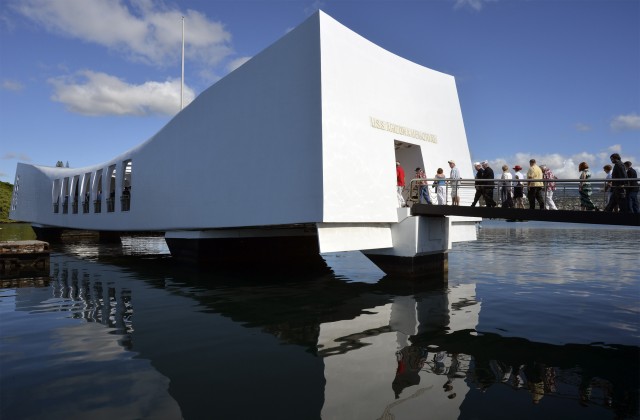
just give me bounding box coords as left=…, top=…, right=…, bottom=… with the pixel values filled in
left=1, top=222, right=638, bottom=419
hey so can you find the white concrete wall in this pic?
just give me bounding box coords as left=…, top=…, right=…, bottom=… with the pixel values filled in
left=10, top=11, right=476, bottom=244
left=318, top=12, right=474, bottom=223
left=12, top=14, right=325, bottom=231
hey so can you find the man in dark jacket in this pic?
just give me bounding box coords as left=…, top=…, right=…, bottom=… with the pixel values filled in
left=471, top=162, right=484, bottom=207
left=480, top=161, right=497, bottom=207
left=625, top=161, right=639, bottom=213
left=605, top=153, right=628, bottom=213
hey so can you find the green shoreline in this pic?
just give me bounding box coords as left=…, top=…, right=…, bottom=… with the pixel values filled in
left=1, top=181, right=15, bottom=223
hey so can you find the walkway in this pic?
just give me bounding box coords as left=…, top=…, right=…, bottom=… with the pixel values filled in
left=411, top=204, right=640, bottom=227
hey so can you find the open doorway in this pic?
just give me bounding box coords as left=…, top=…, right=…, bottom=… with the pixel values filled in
left=394, top=140, right=424, bottom=205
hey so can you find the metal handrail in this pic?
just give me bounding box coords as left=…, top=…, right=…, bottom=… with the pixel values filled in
left=406, top=177, right=639, bottom=209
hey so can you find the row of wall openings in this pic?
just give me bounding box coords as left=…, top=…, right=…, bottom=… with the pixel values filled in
left=52, top=159, right=132, bottom=214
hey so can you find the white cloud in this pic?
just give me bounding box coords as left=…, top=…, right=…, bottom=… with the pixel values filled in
left=2, top=79, right=24, bottom=91
left=610, top=113, right=640, bottom=132
left=2, top=152, right=31, bottom=161
left=12, top=0, right=232, bottom=68
left=574, top=123, right=591, bottom=132
left=485, top=146, right=636, bottom=180
left=49, top=70, right=195, bottom=116
left=226, top=57, right=251, bottom=73
left=453, top=0, right=497, bottom=12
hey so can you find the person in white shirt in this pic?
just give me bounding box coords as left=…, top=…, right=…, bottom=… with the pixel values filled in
left=499, top=165, right=513, bottom=207
left=603, top=164, right=612, bottom=207
left=541, top=165, right=558, bottom=210
left=448, top=160, right=461, bottom=206
left=512, top=165, right=525, bottom=209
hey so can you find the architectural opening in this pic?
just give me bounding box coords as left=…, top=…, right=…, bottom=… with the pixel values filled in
left=106, top=165, right=116, bottom=212
left=394, top=140, right=425, bottom=205
left=94, top=170, right=103, bottom=213
left=82, top=173, right=92, bottom=213
left=72, top=175, right=80, bottom=214
left=52, top=179, right=61, bottom=213
left=62, top=177, right=70, bottom=214
left=121, top=159, right=132, bottom=211
left=11, top=175, right=19, bottom=212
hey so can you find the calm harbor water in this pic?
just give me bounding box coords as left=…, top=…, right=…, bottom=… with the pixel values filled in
left=1, top=221, right=638, bottom=420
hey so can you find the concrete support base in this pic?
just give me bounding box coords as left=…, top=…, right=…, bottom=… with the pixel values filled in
left=31, top=225, right=63, bottom=242
left=98, top=231, right=123, bottom=243
left=363, top=251, right=448, bottom=278
left=165, top=232, right=327, bottom=271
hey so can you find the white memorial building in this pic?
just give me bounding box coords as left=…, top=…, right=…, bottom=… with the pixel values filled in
left=10, top=11, right=477, bottom=276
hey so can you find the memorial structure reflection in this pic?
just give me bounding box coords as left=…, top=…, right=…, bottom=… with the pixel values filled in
left=11, top=242, right=638, bottom=419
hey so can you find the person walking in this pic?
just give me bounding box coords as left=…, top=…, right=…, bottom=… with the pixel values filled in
left=448, top=160, right=461, bottom=206
left=604, top=153, right=628, bottom=213
left=471, top=162, right=484, bottom=207
left=624, top=161, right=639, bottom=213
left=578, top=162, right=597, bottom=211
left=499, top=165, right=513, bottom=208
left=435, top=168, right=447, bottom=205
left=414, top=167, right=432, bottom=204
left=396, top=161, right=406, bottom=207
left=513, top=165, right=525, bottom=209
left=541, top=165, right=558, bottom=210
left=481, top=161, right=497, bottom=207
left=526, top=159, right=545, bottom=210
left=603, top=165, right=613, bottom=208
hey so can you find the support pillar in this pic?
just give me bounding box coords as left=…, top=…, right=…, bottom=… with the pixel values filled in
left=362, top=211, right=450, bottom=278
left=31, top=225, right=63, bottom=242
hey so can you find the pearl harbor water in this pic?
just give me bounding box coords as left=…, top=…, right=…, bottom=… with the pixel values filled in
left=1, top=222, right=638, bottom=419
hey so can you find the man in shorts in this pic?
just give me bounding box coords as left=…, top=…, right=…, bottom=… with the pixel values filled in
left=448, top=160, right=461, bottom=206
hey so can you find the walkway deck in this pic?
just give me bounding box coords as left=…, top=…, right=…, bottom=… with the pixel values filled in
left=411, top=204, right=640, bottom=227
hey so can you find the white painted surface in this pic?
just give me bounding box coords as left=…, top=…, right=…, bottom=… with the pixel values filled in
left=316, top=223, right=393, bottom=253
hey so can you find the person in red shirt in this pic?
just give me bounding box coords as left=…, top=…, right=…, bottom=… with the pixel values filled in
left=396, top=161, right=406, bottom=207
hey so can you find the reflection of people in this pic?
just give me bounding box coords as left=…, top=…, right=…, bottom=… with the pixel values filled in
left=513, top=165, right=525, bottom=209
left=578, top=162, right=596, bottom=211
left=396, top=161, right=406, bottom=207
left=415, top=167, right=432, bottom=204
left=392, top=346, right=427, bottom=399
left=526, top=159, right=545, bottom=210
left=443, top=353, right=460, bottom=399
left=435, top=168, right=446, bottom=205
left=448, top=160, right=461, bottom=206
left=525, top=362, right=547, bottom=404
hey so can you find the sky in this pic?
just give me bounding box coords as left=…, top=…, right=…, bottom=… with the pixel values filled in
left=0, top=0, right=638, bottom=183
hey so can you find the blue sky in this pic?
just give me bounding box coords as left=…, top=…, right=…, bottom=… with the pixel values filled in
left=1, top=0, right=638, bottom=183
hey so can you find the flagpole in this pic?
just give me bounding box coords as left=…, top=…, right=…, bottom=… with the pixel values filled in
left=181, top=16, right=185, bottom=110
